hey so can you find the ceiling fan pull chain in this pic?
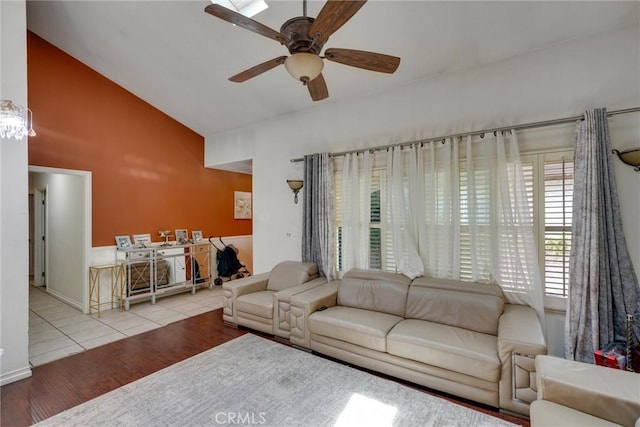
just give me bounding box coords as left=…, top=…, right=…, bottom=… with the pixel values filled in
left=303, top=0, right=307, bottom=17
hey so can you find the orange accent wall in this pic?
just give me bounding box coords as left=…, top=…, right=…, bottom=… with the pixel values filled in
left=27, top=32, right=252, bottom=247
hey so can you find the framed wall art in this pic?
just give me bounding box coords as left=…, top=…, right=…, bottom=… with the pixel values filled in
left=234, top=191, right=252, bottom=220
left=192, top=230, right=203, bottom=241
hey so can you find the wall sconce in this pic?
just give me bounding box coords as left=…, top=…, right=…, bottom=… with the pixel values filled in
left=0, top=99, right=36, bottom=140
left=287, top=179, right=304, bottom=204
left=612, top=148, right=640, bottom=172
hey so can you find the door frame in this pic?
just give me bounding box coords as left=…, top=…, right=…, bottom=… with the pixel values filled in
left=29, top=166, right=92, bottom=310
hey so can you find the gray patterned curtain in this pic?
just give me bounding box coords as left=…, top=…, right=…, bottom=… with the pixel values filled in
left=565, top=108, right=640, bottom=362
left=302, top=153, right=335, bottom=280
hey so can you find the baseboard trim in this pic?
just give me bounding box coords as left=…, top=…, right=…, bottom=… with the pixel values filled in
left=47, top=288, right=82, bottom=312
left=1, top=365, right=32, bottom=386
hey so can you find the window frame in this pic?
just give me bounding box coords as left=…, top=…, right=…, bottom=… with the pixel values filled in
left=527, top=149, right=573, bottom=312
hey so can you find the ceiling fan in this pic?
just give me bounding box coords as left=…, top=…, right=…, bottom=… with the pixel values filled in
left=204, top=0, right=401, bottom=101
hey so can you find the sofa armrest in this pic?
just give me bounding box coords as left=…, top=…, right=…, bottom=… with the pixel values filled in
left=288, top=281, right=339, bottom=348
left=221, top=272, right=269, bottom=324
left=497, top=304, right=547, bottom=415
left=273, top=277, right=328, bottom=339
left=535, top=355, right=640, bottom=427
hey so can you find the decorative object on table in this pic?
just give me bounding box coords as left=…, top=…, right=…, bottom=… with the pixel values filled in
left=115, top=235, right=132, bottom=249
left=286, top=179, right=303, bottom=204
left=192, top=230, right=203, bottom=241
left=158, top=230, right=173, bottom=246
left=175, top=229, right=188, bottom=244
left=612, top=148, right=640, bottom=171
left=132, top=233, right=152, bottom=247
left=594, top=342, right=628, bottom=370
left=234, top=191, right=252, bottom=219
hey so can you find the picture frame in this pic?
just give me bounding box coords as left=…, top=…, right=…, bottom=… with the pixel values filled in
left=192, top=230, right=203, bottom=241
left=115, top=235, right=132, bottom=250
left=234, top=191, right=252, bottom=220
left=132, top=233, right=152, bottom=247
left=175, top=229, right=188, bottom=243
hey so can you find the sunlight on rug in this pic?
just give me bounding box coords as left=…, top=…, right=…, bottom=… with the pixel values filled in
left=35, top=334, right=521, bottom=427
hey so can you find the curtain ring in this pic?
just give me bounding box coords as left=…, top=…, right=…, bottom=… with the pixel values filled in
left=493, top=131, right=497, bottom=136
left=480, top=133, right=485, bottom=139
left=442, top=138, right=446, bottom=144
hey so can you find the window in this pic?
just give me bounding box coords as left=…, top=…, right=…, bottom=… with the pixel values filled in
left=335, top=169, right=394, bottom=273
left=334, top=149, right=574, bottom=309
left=540, top=152, right=574, bottom=306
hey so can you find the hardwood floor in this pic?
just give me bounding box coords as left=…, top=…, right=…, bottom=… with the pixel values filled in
left=1, top=308, right=528, bottom=426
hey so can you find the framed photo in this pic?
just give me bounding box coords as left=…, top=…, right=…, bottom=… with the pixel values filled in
left=234, top=191, right=252, bottom=220
left=192, top=230, right=203, bottom=241
left=115, top=235, right=132, bottom=249
left=175, top=229, right=188, bottom=243
left=132, top=233, right=152, bottom=247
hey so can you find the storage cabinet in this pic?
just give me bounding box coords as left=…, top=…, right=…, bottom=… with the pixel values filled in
left=117, top=243, right=212, bottom=310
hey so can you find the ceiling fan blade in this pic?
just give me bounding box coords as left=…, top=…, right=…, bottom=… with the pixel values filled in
left=229, top=56, right=287, bottom=83
left=307, top=74, right=329, bottom=101
left=308, top=1, right=367, bottom=45
left=204, top=4, right=289, bottom=45
left=324, top=48, right=400, bottom=74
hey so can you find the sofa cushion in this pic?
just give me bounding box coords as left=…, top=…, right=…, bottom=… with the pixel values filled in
left=308, top=306, right=403, bottom=352
left=236, top=291, right=274, bottom=319
left=343, top=269, right=413, bottom=285
left=411, top=276, right=504, bottom=299
left=266, top=261, right=318, bottom=292
left=387, top=319, right=501, bottom=383
left=337, top=271, right=411, bottom=317
left=405, top=284, right=504, bottom=335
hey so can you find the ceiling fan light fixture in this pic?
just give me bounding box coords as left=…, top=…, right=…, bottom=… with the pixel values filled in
left=284, top=53, right=324, bottom=84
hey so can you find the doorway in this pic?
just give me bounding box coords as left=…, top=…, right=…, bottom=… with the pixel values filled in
left=28, top=166, right=92, bottom=311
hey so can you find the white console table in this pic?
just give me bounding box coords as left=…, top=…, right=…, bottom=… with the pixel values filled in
left=116, top=242, right=213, bottom=310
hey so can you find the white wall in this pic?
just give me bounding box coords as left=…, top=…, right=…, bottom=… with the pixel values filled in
left=0, top=0, right=31, bottom=385
left=32, top=171, right=89, bottom=310
left=205, top=25, right=640, bottom=357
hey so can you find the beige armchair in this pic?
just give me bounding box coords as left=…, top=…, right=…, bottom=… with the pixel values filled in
left=531, top=355, right=640, bottom=427
left=222, top=261, right=327, bottom=338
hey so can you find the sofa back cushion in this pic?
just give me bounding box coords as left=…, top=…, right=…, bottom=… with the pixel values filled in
left=411, top=276, right=504, bottom=299
left=405, top=282, right=504, bottom=335
left=266, top=261, right=319, bottom=292
left=337, top=269, right=412, bottom=317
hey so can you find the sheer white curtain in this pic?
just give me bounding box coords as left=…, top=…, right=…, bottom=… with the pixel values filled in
left=386, top=146, right=424, bottom=279
left=341, top=152, right=372, bottom=272
left=385, top=132, right=544, bottom=320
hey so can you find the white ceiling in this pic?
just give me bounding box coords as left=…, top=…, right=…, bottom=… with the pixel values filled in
left=26, top=1, right=639, bottom=141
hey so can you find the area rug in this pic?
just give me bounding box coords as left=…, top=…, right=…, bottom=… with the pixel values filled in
left=35, top=334, right=520, bottom=427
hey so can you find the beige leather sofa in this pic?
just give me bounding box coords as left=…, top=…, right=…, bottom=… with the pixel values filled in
left=531, top=355, right=640, bottom=427
left=288, top=268, right=547, bottom=416
left=222, top=261, right=327, bottom=338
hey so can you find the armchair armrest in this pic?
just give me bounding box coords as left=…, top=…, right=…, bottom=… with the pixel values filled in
left=534, top=355, right=640, bottom=427
left=273, top=277, right=328, bottom=339
left=497, top=304, right=547, bottom=415
left=221, top=272, right=269, bottom=324
left=289, top=281, right=339, bottom=348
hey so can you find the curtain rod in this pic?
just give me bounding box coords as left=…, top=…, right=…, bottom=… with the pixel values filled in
left=290, top=106, right=640, bottom=163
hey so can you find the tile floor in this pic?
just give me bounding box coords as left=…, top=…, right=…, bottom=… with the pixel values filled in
left=29, top=285, right=225, bottom=367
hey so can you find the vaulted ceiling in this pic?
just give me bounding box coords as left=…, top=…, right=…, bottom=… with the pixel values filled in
left=26, top=1, right=639, bottom=139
